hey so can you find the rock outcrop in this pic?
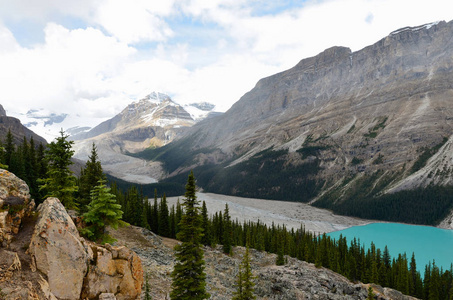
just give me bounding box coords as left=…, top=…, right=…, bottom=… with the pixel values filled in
left=82, top=243, right=143, bottom=300
left=29, top=197, right=143, bottom=300
left=0, top=169, right=35, bottom=247
left=29, top=197, right=91, bottom=299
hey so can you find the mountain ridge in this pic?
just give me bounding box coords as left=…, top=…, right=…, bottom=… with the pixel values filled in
left=132, top=19, right=453, bottom=225
left=0, top=104, right=47, bottom=146
left=72, top=93, right=218, bottom=184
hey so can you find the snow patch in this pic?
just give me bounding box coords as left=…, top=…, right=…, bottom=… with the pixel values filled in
left=390, top=21, right=440, bottom=35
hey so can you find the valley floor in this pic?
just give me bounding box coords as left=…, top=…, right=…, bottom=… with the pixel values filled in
left=166, top=193, right=371, bottom=234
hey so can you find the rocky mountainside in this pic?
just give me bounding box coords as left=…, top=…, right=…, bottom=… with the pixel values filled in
left=0, top=169, right=143, bottom=300
left=137, top=20, right=453, bottom=224
left=0, top=104, right=47, bottom=146
left=112, top=225, right=417, bottom=300
left=71, top=92, right=218, bottom=184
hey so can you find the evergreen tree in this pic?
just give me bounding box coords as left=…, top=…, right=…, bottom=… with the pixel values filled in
left=223, top=203, right=232, bottom=255
left=367, top=286, right=375, bottom=300
left=28, top=137, right=39, bottom=200
left=175, top=198, right=183, bottom=235
left=170, top=171, right=209, bottom=300
left=4, top=129, right=13, bottom=168
left=233, top=245, right=256, bottom=300
left=276, top=234, right=285, bottom=266
left=169, top=205, right=176, bottom=238
left=201, top=201, right=211, bottom=246
left=39, top=129, right=78, bottom=208
left=151, top=190, right=159, bottom=233
left=82, top=179, right=123, bottom=242
left=159, top=194, right=170, bottom=237
left=233, top=264, right=244, bottom=300
left=79, top=143, right=105, bottom=213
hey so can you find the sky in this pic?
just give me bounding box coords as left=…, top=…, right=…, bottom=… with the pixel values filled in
left=0, top=0, right=452, bottom=140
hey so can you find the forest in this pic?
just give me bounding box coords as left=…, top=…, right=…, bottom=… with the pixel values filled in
left=2, top=129, right=453, bottom=299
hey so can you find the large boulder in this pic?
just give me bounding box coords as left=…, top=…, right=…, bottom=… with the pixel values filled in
left=29, top=197, right=91, bottom=300
left=29, top=197, right=143, bottom=300
left=0, top=168, right=34, bottom=247
left=82, top=244, right=143, bottom=300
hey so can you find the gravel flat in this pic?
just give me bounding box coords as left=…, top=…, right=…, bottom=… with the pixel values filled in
left=166, top=193, right=371, bottom=234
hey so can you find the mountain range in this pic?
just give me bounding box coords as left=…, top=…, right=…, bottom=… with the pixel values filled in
left=5, top=19, right=453, bottom=226
left=117, top=20, right=453, bottom=225
left=71, top=92, right=219, bottom=184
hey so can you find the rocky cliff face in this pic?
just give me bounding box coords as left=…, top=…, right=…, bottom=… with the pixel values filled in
left=0, top=104, right=47, bottom=145
left=148, top=20, right=453, bottom=215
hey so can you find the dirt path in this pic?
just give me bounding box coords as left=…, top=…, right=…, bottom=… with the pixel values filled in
left=166, top=193, right=371, bottom=234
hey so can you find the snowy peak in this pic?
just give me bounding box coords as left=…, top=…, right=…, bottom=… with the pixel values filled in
left=143, top=91, right=171, bottom=103
left=119, top=94, right=194, bottom=128
left=183, top=102, right=219, bottom=122
left=188, top=102, right=215, bottom=111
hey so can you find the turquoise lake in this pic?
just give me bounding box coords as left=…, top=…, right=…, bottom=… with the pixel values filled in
left=327, top=223, right=453, bottom=274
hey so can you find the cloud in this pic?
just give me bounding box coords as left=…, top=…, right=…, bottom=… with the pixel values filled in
left=0, top=0, right=453, bottom=141
left=0, top=23, right=135, bottom=114
left=93, top=0, right=176, bottom=44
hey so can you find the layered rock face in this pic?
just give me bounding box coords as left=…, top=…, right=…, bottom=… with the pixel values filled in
left=29, top=197, right=143, bottom=300
left=0, top=169, right=35, bottom=247
left=162, top=20, right=453, bottom=199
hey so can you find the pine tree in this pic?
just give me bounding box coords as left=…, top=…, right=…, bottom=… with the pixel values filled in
left=79, top=143, right=105, bottom=213
left=4, top=129, right=13, bottom=168
left=223, top=203, right=232, bottom=255
left=170, top=171, right=209, bottom=300
left=82, top=179, right=123, bottom=242
left=367, top=286, right=375, bottom=300
left=175, top=198, right=182, bottom=235
left=276, top=236, right=285, bottom=266
left=159, top=194, right=170, bottom=237
left=201, top=201, right=211, bottom=246
left=233, top=246, right=256, bottom=300
left=28, top=137, right=39, bottom=200
left=39, top=129, right=78, bottom=208
left=151, top=190, right=159, bottom=233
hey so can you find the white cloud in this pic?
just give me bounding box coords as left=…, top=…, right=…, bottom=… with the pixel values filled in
left=94, top=0, right=175, bottom=44
left=0, top=23, right=135, bottom=115
left=0, top=0, right=453, bottom=141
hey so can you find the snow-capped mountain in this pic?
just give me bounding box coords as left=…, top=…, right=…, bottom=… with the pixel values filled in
left=71, top=92, right=218, bottom=184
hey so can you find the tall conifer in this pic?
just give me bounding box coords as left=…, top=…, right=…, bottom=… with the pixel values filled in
left=170, top=171, right=209, bottom=300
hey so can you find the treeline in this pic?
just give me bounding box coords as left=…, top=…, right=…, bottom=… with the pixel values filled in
left=0, top=130, right=47, bottom=201
left=315, top=183, right=453, bottom=225
left=132, top=192, right=453, bottom=300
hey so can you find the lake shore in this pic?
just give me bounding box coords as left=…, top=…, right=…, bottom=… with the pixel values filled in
left=166, top=193, right=372, bottom=234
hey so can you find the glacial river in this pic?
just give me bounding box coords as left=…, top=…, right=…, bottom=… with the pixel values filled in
left=327, top=223, right=453, bottom=274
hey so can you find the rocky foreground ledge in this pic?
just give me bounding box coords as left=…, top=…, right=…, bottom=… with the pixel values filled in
left=0, top=169, right=143, bottom=300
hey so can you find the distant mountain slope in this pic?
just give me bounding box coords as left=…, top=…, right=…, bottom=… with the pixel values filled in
left=72, top=92, right=218, bottom=184
left=134, top=20, right=453, bottom=225
left=0, top=104, right=47, bottom=146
